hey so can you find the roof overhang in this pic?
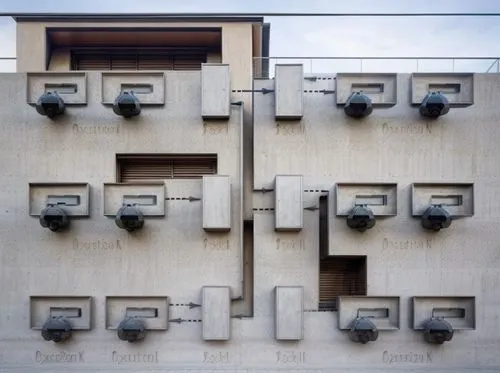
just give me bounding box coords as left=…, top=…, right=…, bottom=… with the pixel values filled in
left=10, top=13, right=264, bottom=23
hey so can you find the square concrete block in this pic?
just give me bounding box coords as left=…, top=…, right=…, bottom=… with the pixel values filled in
left=336, top=73, right=397, bottom=106
left=29, top=182, right=90, bottom=217
left=336, top=183, right=397, bottom=216
left=101, top=72, right=165, bottom=105
left=27, top=72, right=87, bottom=105
left=275, top=286, right=304, bottom=340
left=30, top=296, right=92, bottom=330
left=412, top=183, right=474, bottom=217
left=412, top=296, right=476, bottom=330
left=337, top=296, right=400, bottom=330
left=105, top=296, right=169, bottom=330
left=103, top=183, right=165, bottom=217
left=411, top=73, right=474, bottom=106
left=275, top=175, right=303, bottom=231
left=202, top=286, right=230, bottom=340
left=202, top=64, right=231, bottom=119
left=275, top=64, right=304, bottom=120
left=203, top=175, right=231, bottom=231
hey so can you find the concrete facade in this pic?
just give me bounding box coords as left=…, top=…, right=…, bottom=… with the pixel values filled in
left=0, top=15, right=499, bottom=373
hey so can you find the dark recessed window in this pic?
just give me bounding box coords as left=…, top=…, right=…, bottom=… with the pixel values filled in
left=319, top=256, right=367, bottom=311
left=116, top=154, right=217, bottom=182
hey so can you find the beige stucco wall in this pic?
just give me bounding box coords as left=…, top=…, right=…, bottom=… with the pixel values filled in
left=16, top=21, right=253, bottom=86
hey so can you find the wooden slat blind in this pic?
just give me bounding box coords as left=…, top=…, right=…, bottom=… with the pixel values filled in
left=117, top=154, right=217, bottom=182
left=319, top=256, right=366, bottom=310
left=73, top=51, right=206, bottom=71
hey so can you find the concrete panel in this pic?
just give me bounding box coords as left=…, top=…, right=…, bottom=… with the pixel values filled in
left=27, top=72, right=87, bottom=104
left=202, top=286, right=230, bottom=340
left=336, top=73, right=397, bottom=106
left=201, top=64, right=231, bottom=119
left=412, top=183, right=474, bottom=217
left=29, top=182, right=90, bottom=216
left=30, top=296, right=92, bottom=330
left=275, top=64, right=304, bottom=120
left=101, top=72, right=165, bottom=105
left=336, top=183, right=397, bottom=216
left=202, top=175, right=231, bottom=231
left=412, top=296, right=476, bottom=330
left=103, top=183, right=165, bottom=217
left=411, top=73, right=474, bottom=106
left=105, top=296, right=169, bottom=330
left=275, top=175, right=303, bottom=231
left=275, top=286, right=304, bottom=340
left=337, top=296, right=400, bottom=330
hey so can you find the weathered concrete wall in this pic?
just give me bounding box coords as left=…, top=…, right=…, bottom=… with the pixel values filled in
left=0, top=70, right=500, bottom=373
left=0, top=71, right=244, bottom=371
left=252, top=73, right=500, bottom=372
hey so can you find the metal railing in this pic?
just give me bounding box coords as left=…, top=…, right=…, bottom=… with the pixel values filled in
left=0, top=57, right=16, bottom=73
left=253, top=57, right=500, bottom=79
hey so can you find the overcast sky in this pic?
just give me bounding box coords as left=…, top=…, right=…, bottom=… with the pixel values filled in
left=1, top=0, right=500, bottom=73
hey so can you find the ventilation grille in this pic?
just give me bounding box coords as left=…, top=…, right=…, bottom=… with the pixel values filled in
left=117, top=154, right=217, bottom=182
left=319, top=256, right=366, bottom=311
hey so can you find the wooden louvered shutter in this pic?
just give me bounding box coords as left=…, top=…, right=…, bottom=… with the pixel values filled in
left=75, top=55, right=111, bottom=70
left=110, top=56, right=138, bottom=70
left=138, top=55, right=174, bottom=70
left=117, top=155, right=217, bottom=183
left=73, top=51, right=206, bottom=71
left=319, top=256, right=366, bottom=310
left=173, top=54, right=206, bottom=70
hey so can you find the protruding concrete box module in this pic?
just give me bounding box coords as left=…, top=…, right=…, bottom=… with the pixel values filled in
left=30, top=296, right=92, bottom=330
left=275, top=175, right=303, bottom=231
left=202, top=175, right=231, bottom=231
left=105, top=296, right=170, bottom=330
left=411, top=73, right=474, bottom=106
left=27, top=72, right=87, bottom=105
left=103, top=182, right=165, bottom=217
left=336, top=73, right=397, bottom=106
left=336, top=183, right=398, bottom=216
left=101, top=72, right=165, bottom=105
left=337, top=296, right=400, bottom=330
left=275, top=286, right=304, bottom=340
left=29, top=182, right=90, bottom=216
left=275, top=64, right=304, bottom=120
left=201, top=64, right=231, bottom=119
left=202, top=286, right=231, bottom=341
left=412, top=296, right=476, bottom=330
left=411, top=183, right=474, bottom=217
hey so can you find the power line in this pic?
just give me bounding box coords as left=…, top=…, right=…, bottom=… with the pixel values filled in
left=1, top=12, right=500, bottom=18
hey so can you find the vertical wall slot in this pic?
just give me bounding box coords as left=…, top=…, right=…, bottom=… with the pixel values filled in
left=121, top=83, right=154, bottom=94
left=44, top=83, right=78, bottom=94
